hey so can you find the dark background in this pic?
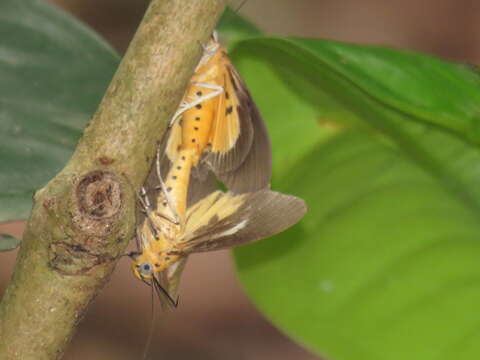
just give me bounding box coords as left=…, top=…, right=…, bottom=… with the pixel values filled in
left=1, top=0, right=478, bottom=358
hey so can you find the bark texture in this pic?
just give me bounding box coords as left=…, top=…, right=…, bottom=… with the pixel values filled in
left=0, top=1, right=226, bottom=359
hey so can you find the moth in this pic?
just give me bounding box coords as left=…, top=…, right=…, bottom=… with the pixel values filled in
left=165, top=30, right=272, bottom=196
left=129, top=31, right=305, bottom=307
left=132, top=187, right=306, bottom=307
left=137, top=30, right=272, bottom=241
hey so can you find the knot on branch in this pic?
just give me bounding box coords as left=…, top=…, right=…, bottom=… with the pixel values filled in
left=74, top=170, right=123, bottom=236
left=48, top=170, right=129, bottom=275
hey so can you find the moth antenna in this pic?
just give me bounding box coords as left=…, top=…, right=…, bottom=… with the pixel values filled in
left=141, top=278, right=151, bottom=287
left=122, top=174, right=161, bottom=232
left=121, top=173, right=148, bottom=212
left=141, top=279, right=157, bottom=360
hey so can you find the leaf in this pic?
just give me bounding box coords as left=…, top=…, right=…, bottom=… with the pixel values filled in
left=0, top=233, right=21, bottom=251
left=234, top=37, right=480, bottom=146
left=233, top=37, right=480, bottom=360
left=0, top=0, right=119, bottom=222
left=294, top=39, right=480, bottom=143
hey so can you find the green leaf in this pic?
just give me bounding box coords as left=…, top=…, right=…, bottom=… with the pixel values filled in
left=236, top=37, right=480, bottom=144
left=0, top=233, right=21, bottom=251
left=0, top=0, right=119, bottom=222
left=297, top=39, right=480, bottom=143
left=233, top=37, right=480, bottom=360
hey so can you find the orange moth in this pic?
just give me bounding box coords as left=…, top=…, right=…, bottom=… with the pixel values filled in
left=130, top=32, right=306, bottom=307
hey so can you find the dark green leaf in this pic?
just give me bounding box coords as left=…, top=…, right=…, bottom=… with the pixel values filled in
left=0, top=0, right=119, bottom=222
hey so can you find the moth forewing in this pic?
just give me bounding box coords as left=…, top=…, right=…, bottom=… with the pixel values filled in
left=204, top=57, right=272, bottom=193
left=210, top=73, right=241, bottom=153
left=174, top=37, right=271, bottom=194
left=215, top=94, right=271, bottom=193
left=205, top=64, right=253, bottom=174
left=180, top=189, right=306, bottom=253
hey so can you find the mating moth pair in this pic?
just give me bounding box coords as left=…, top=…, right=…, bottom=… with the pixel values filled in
left=129, top=32, right=306, bottom=307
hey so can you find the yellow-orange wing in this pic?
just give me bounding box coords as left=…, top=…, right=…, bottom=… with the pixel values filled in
left=179, top=189, right=306, bottom=253
left=203, top=55, right=271, bottom=193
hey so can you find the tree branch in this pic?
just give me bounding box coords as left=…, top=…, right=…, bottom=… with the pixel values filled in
left=0, top=1, right=226, bottom=359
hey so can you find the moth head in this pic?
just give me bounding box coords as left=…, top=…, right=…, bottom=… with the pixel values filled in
left=136, top=261, right=155, bottom=279
left=130, top=253, right=180, bottom=309
left=131, top=251, right=180, bottom=280
left=130, top=251, right=156, bottom=280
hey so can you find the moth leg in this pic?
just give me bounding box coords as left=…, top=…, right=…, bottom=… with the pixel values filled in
left=134, top=227, right=143, bottom=252
left=137, top=186, right=174, bottom=235
left=170, top=82, right=224, bottom=126
left=133, top=190, right=162, bottom=242
left=191, top=82, right=224, bottom=94
left=139, top=186, right=151, bottom=210
left=136, top=187, right=154, bottom=218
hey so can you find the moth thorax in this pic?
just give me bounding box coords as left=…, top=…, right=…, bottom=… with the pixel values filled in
left=156, top=251, right=181, bottom=272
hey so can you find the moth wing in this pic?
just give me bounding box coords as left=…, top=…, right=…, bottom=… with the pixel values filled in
left=187, top=167, right=218, bottom=207
left=181, top=189, right=306, bottom=253
left=217, top=85, right=271, bottom=193
left=208, top=64, right=271, bottom=192
left=207, top=70, right=246, bottom=158
left=203, top=64, right=257, bottom=188
left=164, top=256, right=189, bottom=299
